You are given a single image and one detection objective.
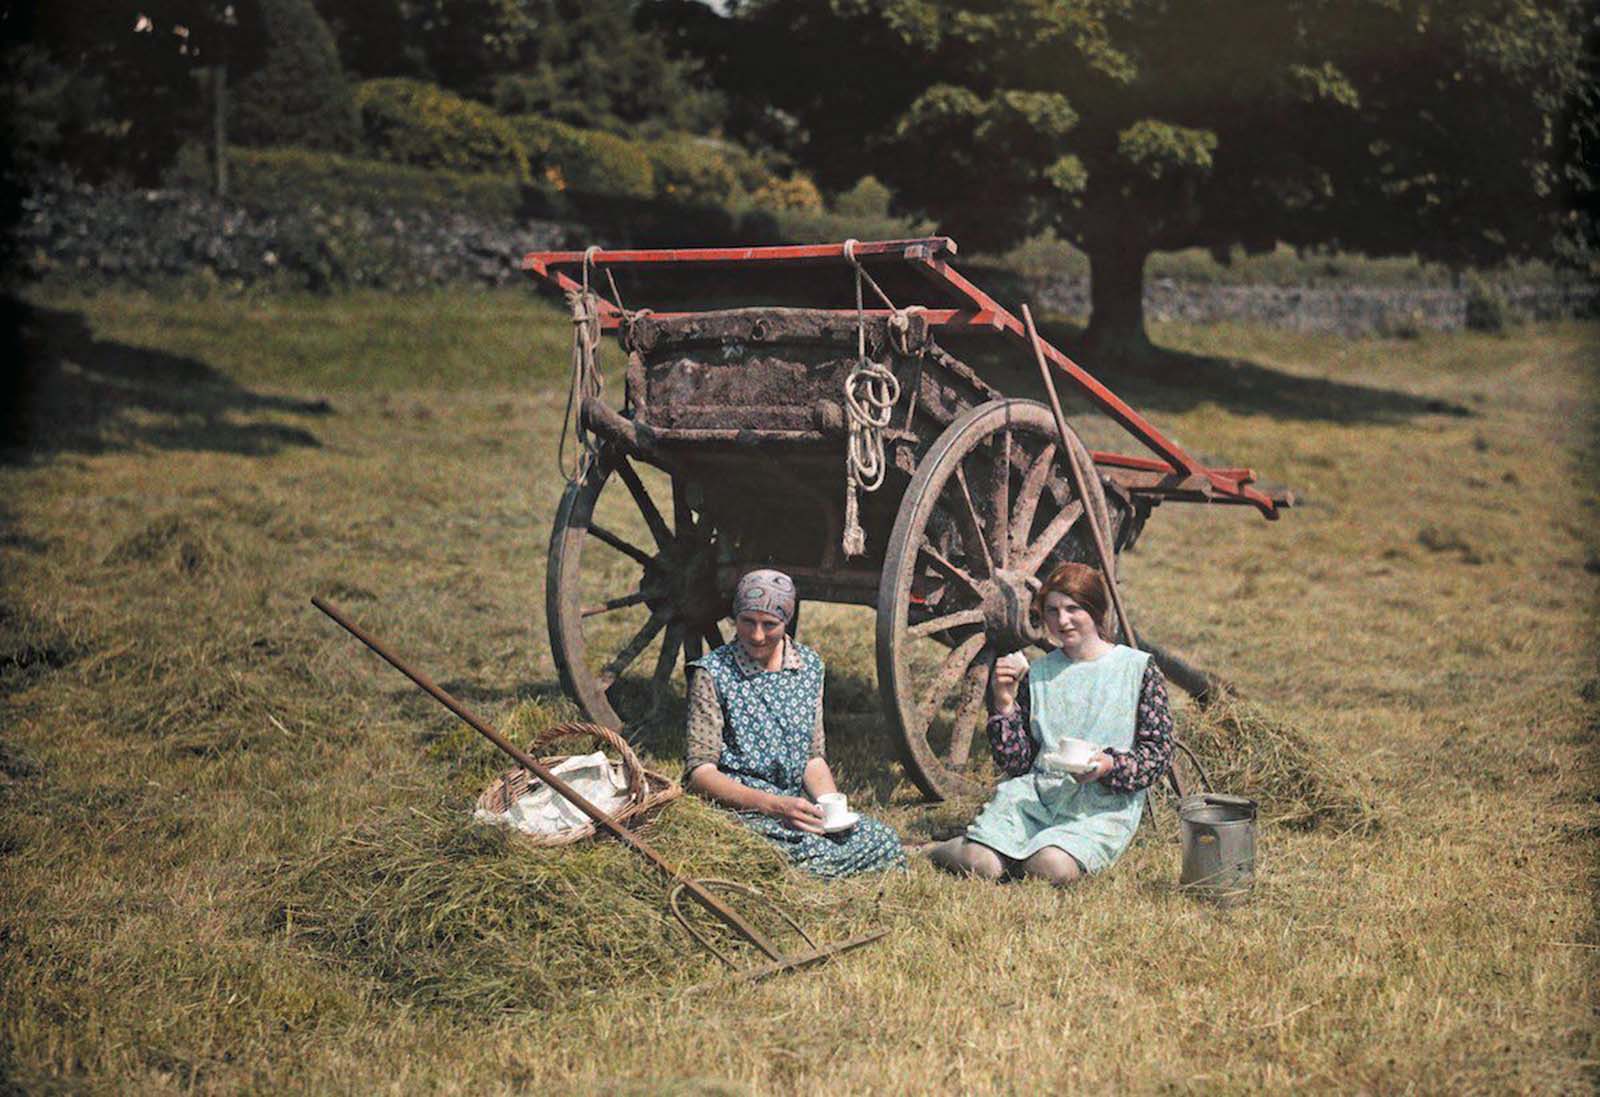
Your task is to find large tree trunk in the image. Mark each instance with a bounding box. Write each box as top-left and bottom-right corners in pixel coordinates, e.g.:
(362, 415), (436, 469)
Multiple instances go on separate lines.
(1080, 237), (1152, 361)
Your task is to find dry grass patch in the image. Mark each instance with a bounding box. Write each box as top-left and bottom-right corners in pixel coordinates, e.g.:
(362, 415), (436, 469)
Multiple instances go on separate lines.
(1, 289), (1595, 1092)
(270, 784), (886, 1017)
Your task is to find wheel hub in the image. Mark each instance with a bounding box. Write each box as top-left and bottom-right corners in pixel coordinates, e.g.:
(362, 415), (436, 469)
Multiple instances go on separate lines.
(645, 536), (723, 629)
(981, 568), (1041, 654)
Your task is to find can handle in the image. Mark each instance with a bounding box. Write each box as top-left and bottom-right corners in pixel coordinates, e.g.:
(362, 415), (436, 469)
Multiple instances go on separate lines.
(1200, 793), (1257, 817)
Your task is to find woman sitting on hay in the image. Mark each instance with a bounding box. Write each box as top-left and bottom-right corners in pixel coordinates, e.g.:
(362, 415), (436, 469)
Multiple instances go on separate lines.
(684, 569), (905, 878)
(930, 562), (1174, 886)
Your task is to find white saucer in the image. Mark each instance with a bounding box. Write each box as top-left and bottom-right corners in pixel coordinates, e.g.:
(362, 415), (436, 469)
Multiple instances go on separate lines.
(821, 812), (859, 834)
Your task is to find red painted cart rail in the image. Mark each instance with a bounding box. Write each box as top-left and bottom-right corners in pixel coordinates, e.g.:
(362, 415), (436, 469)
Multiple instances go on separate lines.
(524, 237), (1289, 518)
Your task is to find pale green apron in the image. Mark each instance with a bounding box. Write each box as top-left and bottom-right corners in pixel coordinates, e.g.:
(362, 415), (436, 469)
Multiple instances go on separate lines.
(965, 644), (1149, 873)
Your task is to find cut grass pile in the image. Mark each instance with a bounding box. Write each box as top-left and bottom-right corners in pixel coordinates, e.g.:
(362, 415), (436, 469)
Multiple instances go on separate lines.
(1176, 697), (1378, 832)
(270, 776), (881, 1017)
(1, 286), (1595, 1091)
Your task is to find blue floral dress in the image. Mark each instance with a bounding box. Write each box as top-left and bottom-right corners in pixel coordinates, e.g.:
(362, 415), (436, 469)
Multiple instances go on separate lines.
(689, 641), (905, 878)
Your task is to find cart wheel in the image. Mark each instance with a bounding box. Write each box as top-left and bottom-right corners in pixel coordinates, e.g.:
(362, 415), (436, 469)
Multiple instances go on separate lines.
(547, 449), (728, 740)
(877, 399), (1128, 801)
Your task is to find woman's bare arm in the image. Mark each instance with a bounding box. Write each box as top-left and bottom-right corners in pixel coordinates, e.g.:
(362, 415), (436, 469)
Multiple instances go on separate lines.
(687, 764), (825, 833)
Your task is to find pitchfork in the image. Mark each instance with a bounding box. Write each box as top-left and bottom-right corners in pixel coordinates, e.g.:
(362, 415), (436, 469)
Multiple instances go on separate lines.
(312, 597), (887, 982)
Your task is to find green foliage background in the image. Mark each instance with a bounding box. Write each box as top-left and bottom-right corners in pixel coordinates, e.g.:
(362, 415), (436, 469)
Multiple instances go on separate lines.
(230, 0), (358, 152)
(355, 77), (531, 182)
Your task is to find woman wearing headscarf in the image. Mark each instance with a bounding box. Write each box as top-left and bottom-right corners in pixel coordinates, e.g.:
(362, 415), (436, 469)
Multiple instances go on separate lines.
(684, 569), (905, 877)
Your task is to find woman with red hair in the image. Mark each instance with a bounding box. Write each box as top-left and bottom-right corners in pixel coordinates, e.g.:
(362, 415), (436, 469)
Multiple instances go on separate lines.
(929, 562), (1174, 885)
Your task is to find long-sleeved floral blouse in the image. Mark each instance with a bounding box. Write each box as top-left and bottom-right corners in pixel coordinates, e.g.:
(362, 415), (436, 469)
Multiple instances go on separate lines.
(985, 659), (1174, 793)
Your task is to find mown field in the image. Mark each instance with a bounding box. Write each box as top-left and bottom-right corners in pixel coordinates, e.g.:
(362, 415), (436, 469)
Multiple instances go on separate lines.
(2, 285), (1596, 1093)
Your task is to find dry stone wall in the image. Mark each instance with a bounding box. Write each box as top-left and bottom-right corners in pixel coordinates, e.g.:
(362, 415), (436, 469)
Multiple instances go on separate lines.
(10, 181), (1596, 333)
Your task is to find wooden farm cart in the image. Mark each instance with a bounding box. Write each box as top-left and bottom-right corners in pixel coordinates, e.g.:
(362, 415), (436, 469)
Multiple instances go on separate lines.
(523, 237), (1291, 801)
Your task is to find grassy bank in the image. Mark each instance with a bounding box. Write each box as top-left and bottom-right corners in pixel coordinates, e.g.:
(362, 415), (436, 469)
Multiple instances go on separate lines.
(2, 286), (1596, 1092)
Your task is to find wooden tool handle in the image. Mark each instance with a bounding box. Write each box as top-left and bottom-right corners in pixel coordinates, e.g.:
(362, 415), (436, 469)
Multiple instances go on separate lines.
(310, 596), (786, 961)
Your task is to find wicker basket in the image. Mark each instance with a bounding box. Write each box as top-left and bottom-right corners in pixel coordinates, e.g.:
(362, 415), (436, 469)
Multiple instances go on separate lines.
(474, 721), (681, 847)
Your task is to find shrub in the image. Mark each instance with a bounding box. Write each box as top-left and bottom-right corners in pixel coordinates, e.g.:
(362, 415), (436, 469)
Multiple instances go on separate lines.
(510, 115), (654, 199)
(354, 79), (529, 181)
(1463, 273), (1509, 333)
(1374, 305), (1426, 340)
(644, 137), (740, 207)
(833, 175), (893, 219)
(759, 206), (929, 247)
(699, 138), (773, 194)
(167, 145), (523, 222)
(230, 0), (358, 152)
(750, 173), (824, 213)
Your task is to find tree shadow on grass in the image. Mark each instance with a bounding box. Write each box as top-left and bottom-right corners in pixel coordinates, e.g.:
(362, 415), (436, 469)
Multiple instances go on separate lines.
(0, 295), (332, 464)
(945, 316), (1472, 425)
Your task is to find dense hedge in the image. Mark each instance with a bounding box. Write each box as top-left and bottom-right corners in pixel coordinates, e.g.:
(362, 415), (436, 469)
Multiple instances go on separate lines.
(644, 137), (741, 208)
(167, 146), (523, 222)
(230, 0), (359, 152)
(355, 79), (530, 181)
(512, 116), (655, 200)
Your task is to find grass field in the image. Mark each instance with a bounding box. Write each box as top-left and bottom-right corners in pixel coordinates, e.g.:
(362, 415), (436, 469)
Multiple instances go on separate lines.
(2, 286), (1596, 1093)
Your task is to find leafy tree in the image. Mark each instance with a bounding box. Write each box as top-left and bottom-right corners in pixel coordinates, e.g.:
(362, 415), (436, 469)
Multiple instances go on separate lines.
(231, 0), (358, 151)
(313, 0), (725, 135)
(11, 0), (266, 185)
(309, 0), (431, 84)
(698, 0), (1593, 355)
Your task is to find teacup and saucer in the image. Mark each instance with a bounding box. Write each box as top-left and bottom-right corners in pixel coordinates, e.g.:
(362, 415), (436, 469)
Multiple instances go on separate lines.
(817, 792), (858, 834)
(1040, 736), (1101, 775)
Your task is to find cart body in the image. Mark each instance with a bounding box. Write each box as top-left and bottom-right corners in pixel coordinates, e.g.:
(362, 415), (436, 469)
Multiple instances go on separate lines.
(526, 237), (1290, 799)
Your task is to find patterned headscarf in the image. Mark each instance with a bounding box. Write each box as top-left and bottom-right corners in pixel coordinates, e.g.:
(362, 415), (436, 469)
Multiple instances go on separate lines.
(733, 568), (796, 626)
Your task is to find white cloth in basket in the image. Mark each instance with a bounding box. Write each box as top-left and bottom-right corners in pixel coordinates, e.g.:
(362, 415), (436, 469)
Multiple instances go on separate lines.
(474, 751), (629, 836)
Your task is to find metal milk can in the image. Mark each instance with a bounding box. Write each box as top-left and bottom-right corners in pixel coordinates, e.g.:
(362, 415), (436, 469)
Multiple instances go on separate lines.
(1178, 793), (1257, 900)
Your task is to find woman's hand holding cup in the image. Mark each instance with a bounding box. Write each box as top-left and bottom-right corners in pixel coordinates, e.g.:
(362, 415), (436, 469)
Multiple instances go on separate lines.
(1073, 752), (1114, 784)
(767, 794), (825, 834)
(991, 651), (1030, 713)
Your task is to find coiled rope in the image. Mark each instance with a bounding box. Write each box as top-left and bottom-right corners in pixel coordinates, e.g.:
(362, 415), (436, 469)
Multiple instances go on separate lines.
(841, 239), (909, 557)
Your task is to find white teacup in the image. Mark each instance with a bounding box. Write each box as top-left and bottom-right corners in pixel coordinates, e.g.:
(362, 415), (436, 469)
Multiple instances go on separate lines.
(1056, 737), (1099, 767)
(816, 792), (849, 827)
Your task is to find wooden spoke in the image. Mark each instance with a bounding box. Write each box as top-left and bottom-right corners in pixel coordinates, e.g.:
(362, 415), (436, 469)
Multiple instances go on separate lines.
(950, 465), (995, 579)
(907, 607), (986, 639)
(613, 458), (674, 550)
(651, 624), (682, 684)
(581, 590), (650, 618)
(703, 621), (725, 650)
(598, 612), (666, 689)
(988, 430), (1010, 568)
(918, 540), (984, 598)
(914, 631), (988, 739)
(1016, 500), (1085, 578)
(589, 523), (655, 568)
(648, 624), (682, 711)
(946, 648), (994, 768)
(549, 459), (726, 741)
(876, 399), (1122, 801)
(1010, 442), (1057, 551)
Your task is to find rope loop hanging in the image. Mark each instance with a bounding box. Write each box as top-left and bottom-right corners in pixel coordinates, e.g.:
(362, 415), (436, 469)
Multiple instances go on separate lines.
(558, 246), (607, 485)
(841, 239), (903, 557)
